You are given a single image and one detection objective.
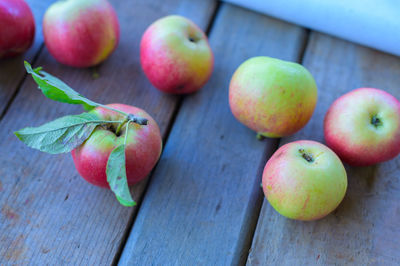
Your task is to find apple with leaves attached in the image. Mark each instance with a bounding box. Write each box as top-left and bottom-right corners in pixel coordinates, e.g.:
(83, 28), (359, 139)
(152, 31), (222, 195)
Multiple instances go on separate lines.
(43, 0), (120, 67)
(0, 0), (35, 58)
(262, 140), (347, 221)
(324, 88), (400, 166)
(140, 15), (214, 94)
(72, 103), (162, 189)
(15, 62), (162, 206)
(229, 56), (317, 138)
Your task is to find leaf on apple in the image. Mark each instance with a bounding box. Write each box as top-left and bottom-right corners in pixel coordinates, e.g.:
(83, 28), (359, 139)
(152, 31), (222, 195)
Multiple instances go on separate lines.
(14, 112), (112, 154)
(20, 62), (142, 207)
(24, 61), (98, 111)
(106, 144), (136, 207)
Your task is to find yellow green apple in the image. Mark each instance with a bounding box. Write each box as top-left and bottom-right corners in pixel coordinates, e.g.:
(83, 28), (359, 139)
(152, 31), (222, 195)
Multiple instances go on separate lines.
(262, 140), (347, 221)
(229, 56), (317, 138)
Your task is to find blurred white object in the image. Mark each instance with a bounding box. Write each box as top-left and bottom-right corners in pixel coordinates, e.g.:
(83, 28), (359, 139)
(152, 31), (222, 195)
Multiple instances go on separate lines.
(223, 0), (400, 57)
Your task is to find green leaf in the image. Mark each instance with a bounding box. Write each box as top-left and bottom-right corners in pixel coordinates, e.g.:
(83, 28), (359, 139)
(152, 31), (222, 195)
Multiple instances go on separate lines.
(24, 61), (98, 110)
(15, 112), (108, 154)
(106, 144), (136, 207)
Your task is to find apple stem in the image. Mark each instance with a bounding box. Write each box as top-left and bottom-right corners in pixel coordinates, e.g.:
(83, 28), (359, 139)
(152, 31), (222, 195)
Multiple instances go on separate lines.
(115, 118), (128, 136)
(98, 104), (148, 133)
(98, 105), (148, 125)
(256, 133), (265, 140)
(371, 115), (382, 128)
(299, 148), (314, 163)
(128, 114), (148, 125)
(302, 153), (314, 163)
(115, 114), (148, 136)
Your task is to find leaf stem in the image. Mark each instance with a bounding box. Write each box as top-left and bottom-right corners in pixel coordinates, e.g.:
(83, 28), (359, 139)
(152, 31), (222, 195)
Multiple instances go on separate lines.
(124, 121), (131, 145)
(98, 104), (129, 116)
(98, 105), (148, 126)
(17, 119), (125, 134)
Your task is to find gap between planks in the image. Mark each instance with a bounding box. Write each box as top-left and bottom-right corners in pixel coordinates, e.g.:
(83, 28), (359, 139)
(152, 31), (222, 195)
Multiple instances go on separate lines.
(0, 0), (56, 120)
(242, 28), (311, 265)
(117, 4), (307, 265)
(247, 32), (400, 265)
(0, 0), (218, 265)
(111, 3), (223, 264)
(0, 44), (44, 121)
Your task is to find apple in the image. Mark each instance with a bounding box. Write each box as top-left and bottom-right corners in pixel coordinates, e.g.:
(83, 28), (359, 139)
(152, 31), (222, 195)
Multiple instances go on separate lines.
(140, 15), (214, 94)
(71, 104), (162, 188)
(262, 140), (347, 221)
(229, 56), (317, 138)
(324, 88), (400, 166)
(43, 0), (120, 67)
(0, 0), (35, 58)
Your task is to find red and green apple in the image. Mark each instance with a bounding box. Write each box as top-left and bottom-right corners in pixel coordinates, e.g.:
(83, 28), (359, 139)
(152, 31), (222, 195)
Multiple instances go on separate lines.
(43, 0), (120, 67)
(229, 56), (317, 138)
(140, 15), (214, 94)
(72, 104), (162, 188)
(262, 140), (347, 221)
(324, 88), (400, 166)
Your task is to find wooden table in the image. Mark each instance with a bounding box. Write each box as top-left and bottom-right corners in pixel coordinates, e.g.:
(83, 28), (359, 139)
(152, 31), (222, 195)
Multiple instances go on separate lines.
(1, 1), (399, 265)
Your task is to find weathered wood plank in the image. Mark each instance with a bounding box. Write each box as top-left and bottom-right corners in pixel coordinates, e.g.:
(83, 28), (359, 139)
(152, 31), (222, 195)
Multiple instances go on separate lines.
(119, 4), (306, 265)
(248, 33), (400, 265)
(0, 0), (54, 117)
(0, 0), (216, 265)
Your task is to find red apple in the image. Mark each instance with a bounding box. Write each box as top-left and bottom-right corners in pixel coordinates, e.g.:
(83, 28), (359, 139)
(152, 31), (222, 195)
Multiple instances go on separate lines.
(324, 88), (400, 166)
(43, 0), (120, 67)
(0, 0), (35, 58)
(262, 140), (347, 221)
(71, 104), (162, 188)
(140, 15), (214, 94)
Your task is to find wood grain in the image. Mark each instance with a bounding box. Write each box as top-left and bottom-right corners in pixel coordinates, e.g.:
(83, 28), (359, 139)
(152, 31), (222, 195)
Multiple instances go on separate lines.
(0, 0), (216, 265)
(248, 33), (400, 265)
(119, 4), (306, 265)
(0, 0), (55, 117)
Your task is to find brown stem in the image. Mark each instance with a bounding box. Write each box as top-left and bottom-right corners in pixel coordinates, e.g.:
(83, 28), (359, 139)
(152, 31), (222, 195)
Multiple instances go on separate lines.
(128, 114), (148, 125)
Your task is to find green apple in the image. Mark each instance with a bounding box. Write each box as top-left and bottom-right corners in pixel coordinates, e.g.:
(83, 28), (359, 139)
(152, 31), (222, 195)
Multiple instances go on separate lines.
(229, 56), (317, 137)
(262, 140), (347, 221)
